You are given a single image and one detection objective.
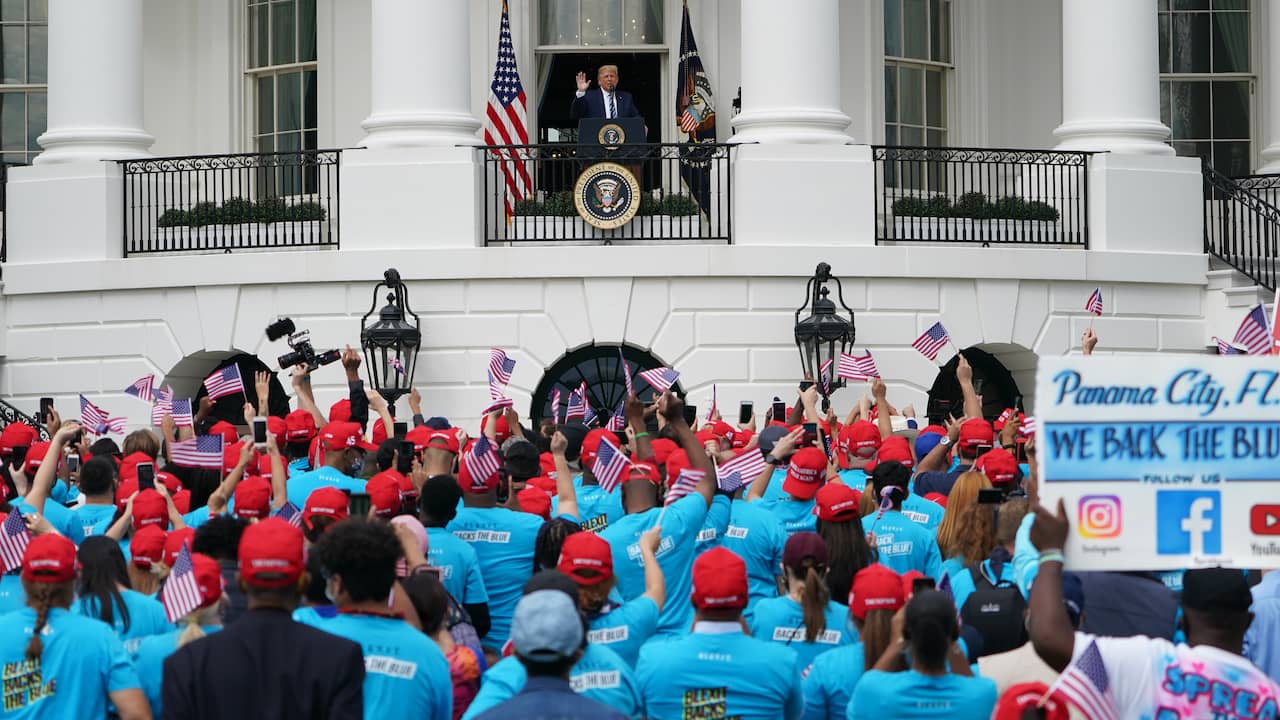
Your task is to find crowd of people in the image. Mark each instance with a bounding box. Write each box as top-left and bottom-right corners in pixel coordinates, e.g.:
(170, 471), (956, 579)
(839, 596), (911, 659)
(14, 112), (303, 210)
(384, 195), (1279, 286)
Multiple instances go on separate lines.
(0, 330), (1277, 719)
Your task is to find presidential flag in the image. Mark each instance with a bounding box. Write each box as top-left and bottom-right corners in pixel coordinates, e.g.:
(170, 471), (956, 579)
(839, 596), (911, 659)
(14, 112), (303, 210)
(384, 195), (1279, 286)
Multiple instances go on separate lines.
(665, 469), (704, 507)
(203, 364), (245, 400)
(838, 351), (880, 381)
(591, 435), (631, 493)
(911, 322), (951, 362)
(170, 435), (224, 469)
(0, 509), (30, 573)
(483, 0), (530, 219)
(162, 543), (203, 623)
(566, 384), (587, 422)
(638, 367), (680, 393)
(1233, 304), (1271, 356)
(1046, 639), (1118, 720)
(80, 395), (125, 434)
(676, 0), (717, 216)
(124, 375), (155, 403)
(1085, 287), (1104, 316)
(715, 448), (767, 493)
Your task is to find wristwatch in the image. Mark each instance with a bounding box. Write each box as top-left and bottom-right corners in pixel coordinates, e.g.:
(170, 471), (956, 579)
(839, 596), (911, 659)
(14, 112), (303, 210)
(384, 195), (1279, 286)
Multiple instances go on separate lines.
(764, 453), (780, 466)
(938, 436), (952, 447)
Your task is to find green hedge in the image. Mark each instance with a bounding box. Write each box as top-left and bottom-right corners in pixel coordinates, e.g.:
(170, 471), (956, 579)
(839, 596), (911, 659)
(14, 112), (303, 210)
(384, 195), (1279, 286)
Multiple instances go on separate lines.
(514, 192), (699, 217)
(156, 197), (327, 227)
(892, 192), (1059, 222)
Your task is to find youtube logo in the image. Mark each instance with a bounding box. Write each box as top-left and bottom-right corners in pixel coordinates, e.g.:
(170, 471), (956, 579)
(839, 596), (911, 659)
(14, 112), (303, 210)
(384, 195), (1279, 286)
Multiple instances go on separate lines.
(1252, 504), (1280, 536)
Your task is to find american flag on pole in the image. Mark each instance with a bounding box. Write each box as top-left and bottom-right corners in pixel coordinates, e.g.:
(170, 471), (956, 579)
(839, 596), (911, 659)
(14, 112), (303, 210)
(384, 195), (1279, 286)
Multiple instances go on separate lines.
(170, 399), (194, 428)
(483, 0), (530, 219)
(124, 374), (155, 403)
(1085, 287), (1104, 316)
(162, 543), (204, 623)
(715, 448), (768, 493)
(482, 397), (514, 415)
(591, 435), (631, 493)
(638, 367), (680, 393)
(819, 360), (833, 395)
(619, 348), (633, 397)
(550, 388), (563, 424)
(582, 405), (598, 427)
(274, 501), (303, 528)
(488, 348), (516, 400)
(1233, 304), (1271, 356)
(80, 395), (125, 434)
(665, 469), (705, 506)
(838, 351), (880, 381)
(1045, 639), (1119, 720)
(0, 509), (30, 573)
(566, 384), (587, 422)
(606, 402), (626, 432)
(465, 435), (502, 486)
(911, 322), (951, 362)
(203, 364), (245, 400)
(1214, 337), (1245, 355)
(170, 435), (225, 469)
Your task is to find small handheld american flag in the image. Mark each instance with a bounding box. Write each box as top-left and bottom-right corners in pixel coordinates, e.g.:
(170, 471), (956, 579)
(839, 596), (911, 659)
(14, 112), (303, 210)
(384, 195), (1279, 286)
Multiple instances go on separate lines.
(582, 405), (598, 427)
(715, 449), (768, 493)
(1233, 304), (1271, 356)
(818, 360), (833, 395)
(1085, 287), (1104, 317)
(619, 348), (634, 397)
(1213, 337), (1245, 355)
(638, 367), (680, 393)
(550, 388), (563, 424)
(665, 469), (704, 506)
(203, 364), (245, 401)
(591, 435), (631, 493)
(566, 384), (587, 422)
(0, 509), (30, 573)
(170, 435), (225, 469)
(169, 399), (194, 428)
(837, 351), (880, 381)
(162, 543), (203, 623)
(80, 395), (125, 434)
(911, 322), (951, 362)
(466, 435), (502, 488)
(1019, 416), (1037, 437)
(483, 397), (514, 415)
(1045, 639), (1118, 720)
(124, 374), (155, 403)
(606, 403), (626, 432)
(274, 501), (303, 528)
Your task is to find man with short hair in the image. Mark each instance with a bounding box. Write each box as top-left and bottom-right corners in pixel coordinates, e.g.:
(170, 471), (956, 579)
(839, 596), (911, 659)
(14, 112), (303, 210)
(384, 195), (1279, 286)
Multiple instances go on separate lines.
(418, 474), (491, 639)
(163, 518), (366, 718)
(570, 65), (642, 121)
(72, 456), (122, 537)
(285, 421), (374, 507)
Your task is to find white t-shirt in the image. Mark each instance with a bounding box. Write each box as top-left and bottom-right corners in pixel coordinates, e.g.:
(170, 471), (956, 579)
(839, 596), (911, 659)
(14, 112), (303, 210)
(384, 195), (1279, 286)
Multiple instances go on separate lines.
(1074, 631), (1280, 719)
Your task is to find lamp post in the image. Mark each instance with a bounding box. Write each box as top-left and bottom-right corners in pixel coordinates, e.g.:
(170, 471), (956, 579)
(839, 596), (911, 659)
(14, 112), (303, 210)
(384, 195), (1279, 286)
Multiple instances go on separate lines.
(360, 268), (421, 414)
(793, 262), (856, 401)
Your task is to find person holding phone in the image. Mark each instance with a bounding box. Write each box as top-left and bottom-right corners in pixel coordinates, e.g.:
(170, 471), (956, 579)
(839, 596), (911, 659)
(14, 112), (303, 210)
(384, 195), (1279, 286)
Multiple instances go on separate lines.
(18, 423), (87, 545)
(285, 421), (375, 509)
(746, 386), (830, 536)
(860, 461), (944, 583)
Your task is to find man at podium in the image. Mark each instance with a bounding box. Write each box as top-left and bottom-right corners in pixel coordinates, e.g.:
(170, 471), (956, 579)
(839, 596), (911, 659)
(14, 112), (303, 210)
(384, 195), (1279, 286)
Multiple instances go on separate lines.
(570, 65), (643, 123)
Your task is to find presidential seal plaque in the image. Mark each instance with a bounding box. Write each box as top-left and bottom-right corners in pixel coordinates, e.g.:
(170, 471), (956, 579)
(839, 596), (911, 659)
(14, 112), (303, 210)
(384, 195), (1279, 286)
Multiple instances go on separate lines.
(574, 162), (641, 230)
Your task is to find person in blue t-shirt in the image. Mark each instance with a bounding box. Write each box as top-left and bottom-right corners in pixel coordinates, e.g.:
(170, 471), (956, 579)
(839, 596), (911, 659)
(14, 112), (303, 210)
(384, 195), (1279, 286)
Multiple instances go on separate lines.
(300, 517), (452, 720)
(132, 551), (226, 717)
(747, 442), (828, 536)
(848, 589), (997, 720)
(0, 532), (149, 719)
(812, 482), (877, 608)
(418, 474), (492, 638)
(70, 456), (121, 538)
(861, 461), (944, 581)
(15, 423), (86, 545)
(285, 420), (374, 507)
(597, 393), (717, 636)
(719, 490), (788, 608)
(747, 532), (854, 672)
(637, 546), (803, 720)
(72, 536), (172, 654)
(557, 526), (663, 667)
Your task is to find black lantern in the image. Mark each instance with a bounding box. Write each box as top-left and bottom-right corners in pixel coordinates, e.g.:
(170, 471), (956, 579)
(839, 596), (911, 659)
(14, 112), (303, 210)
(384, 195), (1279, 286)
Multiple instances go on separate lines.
(794, 262), (856, 399)
(360, 268), (421, 411)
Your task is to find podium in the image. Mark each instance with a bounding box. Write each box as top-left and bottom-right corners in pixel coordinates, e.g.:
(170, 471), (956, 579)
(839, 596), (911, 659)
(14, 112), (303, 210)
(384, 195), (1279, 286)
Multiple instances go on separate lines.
(576, 117), (647, 163)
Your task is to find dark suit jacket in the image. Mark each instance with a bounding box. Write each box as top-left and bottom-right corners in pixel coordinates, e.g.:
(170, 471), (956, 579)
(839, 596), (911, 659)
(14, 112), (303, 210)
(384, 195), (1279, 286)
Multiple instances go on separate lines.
(162, 607), (365, 720)
(570, 88), (642, 121)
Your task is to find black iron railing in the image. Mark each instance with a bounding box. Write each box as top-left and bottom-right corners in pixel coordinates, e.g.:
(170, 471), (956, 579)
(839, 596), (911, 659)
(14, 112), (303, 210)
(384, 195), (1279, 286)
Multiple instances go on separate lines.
(479, 143), (732, 245)
(872, 146), (1092, 246)
(1204, 162), (1280, 292)
(0, 398), (48, 440)
(119, 150), (341, 256)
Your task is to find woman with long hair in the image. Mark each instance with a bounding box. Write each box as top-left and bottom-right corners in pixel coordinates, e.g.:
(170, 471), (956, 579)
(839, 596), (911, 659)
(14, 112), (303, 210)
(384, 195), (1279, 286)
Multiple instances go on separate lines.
(132, 551), (225, 717)
(0, 531), (150, 718)
(73, 536), (170, 653)
(401, 571), (485, 720)
(802, 564), (906, 720)
(813, 483), (877, 604)
(935, 471), (996, 575)
(748, 532), (855, 671)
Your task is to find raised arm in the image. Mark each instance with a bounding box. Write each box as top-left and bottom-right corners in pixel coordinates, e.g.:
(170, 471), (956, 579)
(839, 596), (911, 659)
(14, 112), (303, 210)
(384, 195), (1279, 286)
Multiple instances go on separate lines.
(292, 365), (327, 428)
(1082, 328), (1098, 356)
(747, 428), (801, 502)
(872, 379), (893, 440)
(254, 370), (272, 417)
(638, 525), (666, 612)
(550, 431), (579, 521)
(915, 416), (960, 473)
(365, 388), (395, 444)
(1027, 499), (1076, 672)
(658, 392), (715, 506)
(265, 432), (287, 510)
(27, 422), (79, 516)
(342, 346), (370, 429)
(957, 354), (982, 420)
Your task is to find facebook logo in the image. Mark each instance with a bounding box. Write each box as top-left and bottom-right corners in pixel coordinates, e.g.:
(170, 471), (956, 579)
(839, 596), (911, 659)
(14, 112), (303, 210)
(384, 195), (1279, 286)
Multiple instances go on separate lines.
(1155, 490), (1222, 556)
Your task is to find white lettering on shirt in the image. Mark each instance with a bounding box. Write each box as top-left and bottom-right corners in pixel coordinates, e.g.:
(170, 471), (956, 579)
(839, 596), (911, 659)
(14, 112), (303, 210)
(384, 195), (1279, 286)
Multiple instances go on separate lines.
(770, 627), (842, 644)
(626, 535), (675, 562)
(587, 625), (630, 644)
(902, 511), (929, 524)
(725, 526), (748, 539)
(365, 655), (417, 679)
(696, 528), (716, 543)
(696, 652), (733, 662)
(874, 533), (914, 556)
(570, 671), (620, 691)
(453, 530), (511, 544)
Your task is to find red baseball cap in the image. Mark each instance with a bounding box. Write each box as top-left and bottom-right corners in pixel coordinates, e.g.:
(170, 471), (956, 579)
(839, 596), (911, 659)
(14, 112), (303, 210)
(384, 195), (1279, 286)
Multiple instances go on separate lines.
(812, 483), (862, 522)
(163, 528), (196, 567)
(21, 532), (77, 583)
(329, 399), (352, 423)
(366, 472), (403, 518)
(782, 447), (827, 500)
(557, 531), (614, 585)
(284, 409), (318, 442)
(580, 429), (614, 469)
(172, 488), (191, 516)
(992, 408), (1026, 433)
(130, 525), (168, 569)
(154, 471), (182, 494)
(266, 415), (287, 446)
(517, 486), (551, 520)
(458, 451), (500, 493)
(223, 442), (259, 473)
(900, 570), (927, 599)
(371, 419), (388, 447)
(538, 452), (556, 476)
(23, 441), (51, 475)
(695, 429), (720, 450)
(480, 414), (511, 444)
(992, 683), (1071, 720)
(627, 461), (660, 486)
(116, 472), (182, 510)
(848, 563), (905, 621)
(119, 452), (157, 481)
(208, 421), (239, 446)
(692, 547), (748, 611)
(318, 421), (377, 452)
(958, 418), (995, 453)
(132, 489), (168, 530)
(865, 435), (915, 474)
(0, 423), (36, 454)
(238, 518), (305, 588)
(426, 429), (460, 455)
(528, 474), (557, 495)
(976, 447), (1020, 487)
(189, 553), (226, 610)
(649, 438), (678, 466)
(406, 426), (432, 453)
(840, 421), (882, 460)
(233, 476), (273, 519)
(730, 428), (754, 450)
(302, 486), (350, 531)
(664, 449), (691, 487)
(924, 491), (948, 508)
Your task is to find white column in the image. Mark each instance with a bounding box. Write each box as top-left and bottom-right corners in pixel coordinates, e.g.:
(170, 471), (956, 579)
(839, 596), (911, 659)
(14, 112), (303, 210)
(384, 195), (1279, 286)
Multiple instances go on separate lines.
(35, 0), (152, 164)
(1257, 3), (1280, 172)
(361, 0), (481, 148)
(1054, 0), (1171, 155)
(731, 0), (851, 144)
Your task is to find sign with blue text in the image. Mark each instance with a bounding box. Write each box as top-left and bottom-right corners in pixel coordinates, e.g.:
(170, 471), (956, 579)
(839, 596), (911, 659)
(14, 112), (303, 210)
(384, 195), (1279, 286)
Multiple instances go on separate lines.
(1036, 355), (1280, 570)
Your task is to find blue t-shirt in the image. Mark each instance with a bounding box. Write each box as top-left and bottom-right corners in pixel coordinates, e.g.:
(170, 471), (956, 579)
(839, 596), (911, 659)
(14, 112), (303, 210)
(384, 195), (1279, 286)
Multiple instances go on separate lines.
(599, 493), (710, 636)
(461, 642), (642, 720)
(848, 669), (997, 719)
(447, 506), (544, 648)
(900, 494), (944, 532)
(636, 627), (803, 720)
(861, 510), (944, 580)
(72, 503), (118, 539)
(719, 500), (787, 609)
(131, 625), (222, 717)
(295, 612), (452, 720)
(73, 588), (172, 653)
(0, 574), (25, 614)
(181, 506), (217, 529)
(695, 495), (732, 554)
(49, 481), (79, 506)
(587, 596), (660, 668)
(284, 465), (366, 508)
(751, 495), (818, 536)
(802, 642), (866, 720)
(747, 467), (790, 502)
(746, 596), (855, 672)
(15, 499), (83, 546)
(425, 527), (489, 606)
(0, 607), (141, 719)
(550, 475), (624, 532)
(948, 558), (1017, 613)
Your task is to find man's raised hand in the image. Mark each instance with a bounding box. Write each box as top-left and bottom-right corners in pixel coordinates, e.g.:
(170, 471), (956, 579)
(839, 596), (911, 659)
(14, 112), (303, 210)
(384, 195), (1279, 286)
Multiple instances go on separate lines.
(575, 71), (590, 93)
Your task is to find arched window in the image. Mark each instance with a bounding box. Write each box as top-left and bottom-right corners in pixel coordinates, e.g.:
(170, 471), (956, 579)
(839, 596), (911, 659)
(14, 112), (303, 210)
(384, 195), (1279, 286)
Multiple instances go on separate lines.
(531, 343), (682, 423)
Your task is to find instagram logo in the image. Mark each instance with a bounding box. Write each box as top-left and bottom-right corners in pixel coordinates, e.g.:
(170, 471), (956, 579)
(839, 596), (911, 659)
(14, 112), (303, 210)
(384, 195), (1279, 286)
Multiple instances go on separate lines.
(1078, 495), (1123, 538)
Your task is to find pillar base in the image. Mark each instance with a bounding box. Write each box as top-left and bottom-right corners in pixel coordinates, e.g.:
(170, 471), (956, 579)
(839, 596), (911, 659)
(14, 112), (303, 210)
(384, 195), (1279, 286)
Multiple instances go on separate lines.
(732, 144), (874, 245)
(1053, 118), (1173, 156)
(341, 147), (480, 248)
(5, 162), (124, 262)
(731, 108), (854, 145)
(1257, 145), (1280, 174)
(1087, 153), (1202, 253)
(34, 127), (154, 164)
(360, 111), (482, 149)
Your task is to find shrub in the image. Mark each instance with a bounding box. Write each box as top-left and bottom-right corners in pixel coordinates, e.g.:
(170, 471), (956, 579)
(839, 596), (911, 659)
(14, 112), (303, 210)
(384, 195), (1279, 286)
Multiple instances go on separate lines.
(925, 195), (953, 217)
(661, 194), (700, 216)
(187, 202), (220, 227)
(952, 192), (993, 219)
(219, 197), (257, 224)
(892, 196), (928, 217)
(286, 202), (326, 222)
(255, 197), (288, 224)
(992, 196), (1028, 219)
(1025, 201), (1060, 222)
(637, 194), (660, 216)
(157, 208), (189, 227)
